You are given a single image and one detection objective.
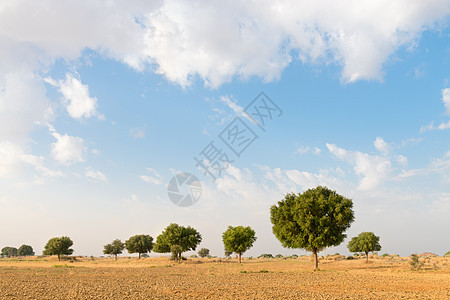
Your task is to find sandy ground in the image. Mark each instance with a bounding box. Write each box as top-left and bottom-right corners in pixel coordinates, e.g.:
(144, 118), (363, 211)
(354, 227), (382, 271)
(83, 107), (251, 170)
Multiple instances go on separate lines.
(0, 255), (449, 299)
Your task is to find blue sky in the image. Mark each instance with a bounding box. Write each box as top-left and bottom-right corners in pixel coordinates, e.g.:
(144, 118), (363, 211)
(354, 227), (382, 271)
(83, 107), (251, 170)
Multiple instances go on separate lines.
(0, 1), (449, 258)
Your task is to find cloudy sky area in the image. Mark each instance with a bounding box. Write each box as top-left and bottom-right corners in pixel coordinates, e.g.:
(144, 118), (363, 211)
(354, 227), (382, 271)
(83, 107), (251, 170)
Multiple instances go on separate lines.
(1, 0), (449, 257)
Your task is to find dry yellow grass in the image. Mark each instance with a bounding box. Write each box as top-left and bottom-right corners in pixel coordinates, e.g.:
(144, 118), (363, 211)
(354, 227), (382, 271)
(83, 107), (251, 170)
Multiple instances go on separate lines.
(0, 256), (449, 299)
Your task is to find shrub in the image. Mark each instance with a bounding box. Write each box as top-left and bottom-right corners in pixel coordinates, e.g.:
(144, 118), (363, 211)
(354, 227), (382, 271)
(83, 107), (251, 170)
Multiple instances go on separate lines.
(444, 251), (450, 257)
(410, 254), (424, 270)
(346, 256), (354, 260)
(190, 254), (198, 258)
(198, 248), (210, 258)
(381, 253), (390, 257)
(258, 254), (273, 259)
(274, 254), (284, 259)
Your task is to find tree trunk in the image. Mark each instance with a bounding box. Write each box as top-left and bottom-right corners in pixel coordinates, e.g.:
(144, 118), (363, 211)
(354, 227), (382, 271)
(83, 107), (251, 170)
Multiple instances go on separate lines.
(138, 253), (141, 259)
(313, 249), (318, 271)
(365, 251), (369, 263)
(115, 254), (117, 261)
(238, 252), (242, 264)
(178, 252), (182, 263)
(58, 254), (61, 261)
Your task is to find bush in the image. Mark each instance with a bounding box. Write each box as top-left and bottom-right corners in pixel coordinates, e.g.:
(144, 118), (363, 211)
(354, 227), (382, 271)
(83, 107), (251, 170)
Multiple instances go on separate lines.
(346, 256), (354, 260)
(285, 254), (298, 259)
(444, 251), (450, 257)
(274, 254), (284, 259)
(381, 253), (390, 257)
(258, 254), (273, 259)
(190, 254), (198, 258)
(410, 254), (424, 270)
(198, 248), (210, 258)
(334, 253), (340, 256)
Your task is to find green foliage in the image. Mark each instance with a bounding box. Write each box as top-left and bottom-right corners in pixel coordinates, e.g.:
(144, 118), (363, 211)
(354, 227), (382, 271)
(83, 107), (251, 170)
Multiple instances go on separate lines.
(222, 225), (257, 263)
(347, 232), (381, 263)
(1, 247), (18, 257)
(125, 235), (153, 259)
(285, 254), (298, 259)
(410, 254), (424, 270)
(170, 245), (183, 262)
(103, 239), (125, 260)
(258, 253), (273, 259)
(17, 245), (34, 256)
(43, 236), (74, 261)
(224, 250), (232, 258)
(270, 186), (354, 270)
(153, 223), (202, 258)
(444, 251), (450, 257)
(198, 248), (210, 258)
(274, 254), (284, 259)
(381, 253), (390, 257)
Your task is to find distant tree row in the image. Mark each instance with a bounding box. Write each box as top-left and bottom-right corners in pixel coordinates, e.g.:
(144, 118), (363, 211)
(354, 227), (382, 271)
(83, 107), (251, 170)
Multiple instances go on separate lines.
(1, 245), (34, 257)
(4, 186), (391, 270)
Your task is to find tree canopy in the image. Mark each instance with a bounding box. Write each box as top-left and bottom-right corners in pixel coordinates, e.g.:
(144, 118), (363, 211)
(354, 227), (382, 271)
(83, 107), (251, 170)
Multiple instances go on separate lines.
(1, 246), (18, 257)
(18, 244), (34, 256)
(347, 232), (381, 263)
(103, 239), (125, 260)
(125, 235), (153, 259)
(222, 225), (257, 263)
(43, 236), (74, 261)
(153, 223), (202, 261)
(198, 248), (210, 258)
(270, 186), (354, 270)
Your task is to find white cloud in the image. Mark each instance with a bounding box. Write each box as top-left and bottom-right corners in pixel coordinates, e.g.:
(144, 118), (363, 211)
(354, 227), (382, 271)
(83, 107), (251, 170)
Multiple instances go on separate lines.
(0, 141), (62, 179)
(50, 127), (86, 165)
(140, 167), (163, 185)
(46, 73), (99, 119)
(296, 146), (321, 155)
(326, 142), (392, 191)
(442, 88), (450, 114)
(85, 167), (107, 182)
(374, 137), (390, 154)
(130, 127), (146, 139)
(0, 72), (54, 141)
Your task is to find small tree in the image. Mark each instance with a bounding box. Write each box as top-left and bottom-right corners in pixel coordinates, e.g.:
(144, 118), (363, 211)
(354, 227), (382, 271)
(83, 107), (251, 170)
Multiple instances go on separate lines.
(224, 250), (232, 258)
(103, 239), (125, 260)
(125, 235), (153, 259)
(43, 236), (74, 261)
(347, 232), (381, 263)
(17, 245), (34, 256)
(270, 186), (354, 270)
(1, 247), (18, 257)
(222, 226), (257, 263)
(198, 248), (210, 258)
(153, 223), (202, 261)
(410, 254), (424, 270)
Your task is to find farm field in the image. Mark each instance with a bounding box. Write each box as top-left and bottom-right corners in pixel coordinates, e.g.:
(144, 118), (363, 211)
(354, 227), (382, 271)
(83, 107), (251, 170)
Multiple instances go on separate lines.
(0, 255), (449, 299)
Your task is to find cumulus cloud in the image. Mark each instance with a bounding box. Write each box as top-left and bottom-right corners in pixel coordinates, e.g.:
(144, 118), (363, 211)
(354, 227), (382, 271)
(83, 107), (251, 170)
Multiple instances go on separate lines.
(140, 168), (163, 185)
(0, 72), (54, 141)
(442, 88), (450, 114)
(0, 141), (62, 178)
(130, 127), (146, 139)
(326, 143), (392, 191)
(46, 73), (100, 120)
(374, 137), (390, 154)
(85, 167), (107, 182)
(49, 127), (86, 165)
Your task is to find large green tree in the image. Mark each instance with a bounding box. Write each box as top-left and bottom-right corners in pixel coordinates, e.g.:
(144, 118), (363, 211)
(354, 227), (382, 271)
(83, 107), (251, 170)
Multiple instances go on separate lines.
(103, 239), (125, 260)
(18, 244), (34, 256)
(125, 235), (153, 259)
(1, 246), (18, 257)
(222, 226), (257, 263)
(153, 223), (202, 261)
(347, 232), (381, 263)
(43, 236), (74, 261)
(270, 186), (354, 270)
